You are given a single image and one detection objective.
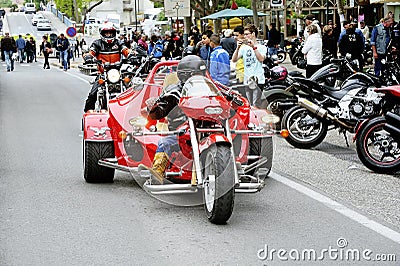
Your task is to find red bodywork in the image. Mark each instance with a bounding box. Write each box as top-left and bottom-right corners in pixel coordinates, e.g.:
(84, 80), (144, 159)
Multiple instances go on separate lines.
(353, 85), (400, 140)
(83, 61), (271, 181)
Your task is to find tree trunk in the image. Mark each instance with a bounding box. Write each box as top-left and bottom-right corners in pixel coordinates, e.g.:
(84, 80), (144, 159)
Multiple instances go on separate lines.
(73, 0), (79, 22)
(336, 0), (345, 30)
(251, 0), (259, 28)
(294, 0), (302, 37)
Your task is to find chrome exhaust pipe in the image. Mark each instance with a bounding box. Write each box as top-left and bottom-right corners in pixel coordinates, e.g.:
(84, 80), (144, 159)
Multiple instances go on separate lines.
(297, 98), (352, 129)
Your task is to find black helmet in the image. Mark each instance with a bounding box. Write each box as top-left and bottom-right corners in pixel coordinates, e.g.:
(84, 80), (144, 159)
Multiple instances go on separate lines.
(177, 55), (207, 83)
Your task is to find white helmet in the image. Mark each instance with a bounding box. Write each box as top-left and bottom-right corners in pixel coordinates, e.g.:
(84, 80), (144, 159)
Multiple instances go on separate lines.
(99, 22), (117, 44)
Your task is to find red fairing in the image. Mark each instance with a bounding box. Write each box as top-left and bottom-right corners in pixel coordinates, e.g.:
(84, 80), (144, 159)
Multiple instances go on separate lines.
(180, 96), (231, 122)
(375, 85), (400, 98)
(83, 112), (112, 141)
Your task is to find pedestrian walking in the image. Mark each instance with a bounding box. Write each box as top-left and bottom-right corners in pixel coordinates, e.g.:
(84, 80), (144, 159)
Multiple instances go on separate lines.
(15, 35), (26, 63)
(40, 35), (52, 69)
(0, 32), (16, 71)
(56, 33), (70, 71)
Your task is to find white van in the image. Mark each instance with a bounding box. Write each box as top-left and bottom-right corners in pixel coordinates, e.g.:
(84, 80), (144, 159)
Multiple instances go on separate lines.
(25, 3), (36, 14)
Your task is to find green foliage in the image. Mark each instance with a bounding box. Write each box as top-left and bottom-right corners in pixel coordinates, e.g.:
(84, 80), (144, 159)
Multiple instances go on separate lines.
(52, 0), (90, 20)
(0, 0), (12, 8)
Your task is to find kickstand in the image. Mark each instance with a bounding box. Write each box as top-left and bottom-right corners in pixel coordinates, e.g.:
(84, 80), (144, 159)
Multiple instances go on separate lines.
(342, 131), (349, 147)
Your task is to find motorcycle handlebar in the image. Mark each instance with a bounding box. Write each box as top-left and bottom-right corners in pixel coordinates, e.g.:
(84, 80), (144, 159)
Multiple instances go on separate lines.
(214, 81), (244, 106)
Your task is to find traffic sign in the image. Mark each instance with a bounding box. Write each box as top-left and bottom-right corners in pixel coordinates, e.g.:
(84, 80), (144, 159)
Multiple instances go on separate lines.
(66, 27), (77, 37)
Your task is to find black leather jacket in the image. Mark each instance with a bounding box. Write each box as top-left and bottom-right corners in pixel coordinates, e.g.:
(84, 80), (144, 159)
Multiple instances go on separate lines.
(149, 83), (187, 131)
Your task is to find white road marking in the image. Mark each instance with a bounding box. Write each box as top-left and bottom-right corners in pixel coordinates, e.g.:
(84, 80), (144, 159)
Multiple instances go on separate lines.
(64, 71), (91, 84)
(270, 171), (400, 244)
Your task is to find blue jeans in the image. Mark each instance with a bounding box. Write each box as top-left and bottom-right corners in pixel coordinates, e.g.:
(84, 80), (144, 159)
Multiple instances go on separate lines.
(18, 48), (24, 62)
(268, 47), (278, 57)
(4, 51), (14, 71)
(60, 50), (69, 70)
(156, 135), (180, 157)
(374, 54), (386, 76)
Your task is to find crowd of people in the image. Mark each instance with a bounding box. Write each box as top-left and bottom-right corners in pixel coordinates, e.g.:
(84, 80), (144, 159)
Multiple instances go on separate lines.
(301, 12), (399, 78)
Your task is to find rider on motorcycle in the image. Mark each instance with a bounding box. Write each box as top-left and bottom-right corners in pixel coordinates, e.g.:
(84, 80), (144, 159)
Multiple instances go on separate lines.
(138, 55), (207, 184)
(83, 22), (133, 112)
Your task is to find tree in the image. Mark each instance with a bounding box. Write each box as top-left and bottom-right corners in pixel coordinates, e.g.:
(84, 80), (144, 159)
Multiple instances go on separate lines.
(336, 0), (345, 30)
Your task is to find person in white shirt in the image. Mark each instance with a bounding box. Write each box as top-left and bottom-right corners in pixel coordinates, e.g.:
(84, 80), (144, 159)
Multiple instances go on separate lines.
(359, 20), (370, 40)
(302, 24), (323, 78)
(232, 24), (268, 107)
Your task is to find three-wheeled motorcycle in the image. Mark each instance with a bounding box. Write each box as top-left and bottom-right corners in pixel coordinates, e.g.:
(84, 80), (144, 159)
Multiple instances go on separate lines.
(82, 61), (276, 224)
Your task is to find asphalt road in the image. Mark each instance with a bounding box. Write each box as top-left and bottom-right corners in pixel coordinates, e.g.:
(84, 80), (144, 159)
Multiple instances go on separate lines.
(0, 12), (399, 266)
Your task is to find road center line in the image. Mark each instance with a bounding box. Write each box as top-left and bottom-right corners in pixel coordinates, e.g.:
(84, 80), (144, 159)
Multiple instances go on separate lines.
(270, 171), (400, 244)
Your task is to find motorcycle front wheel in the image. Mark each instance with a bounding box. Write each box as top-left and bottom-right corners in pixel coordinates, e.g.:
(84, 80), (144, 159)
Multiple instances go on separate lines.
(202, 144), (235, 224)
(356, 117), (400, 174)
(277, 51), (286, 63)
(281, 106), (328, 149)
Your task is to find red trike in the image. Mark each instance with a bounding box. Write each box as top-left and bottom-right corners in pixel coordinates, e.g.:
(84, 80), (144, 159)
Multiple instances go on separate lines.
(82, 60), (276, 224)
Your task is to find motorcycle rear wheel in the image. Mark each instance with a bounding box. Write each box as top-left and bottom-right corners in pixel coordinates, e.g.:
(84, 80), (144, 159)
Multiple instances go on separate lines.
(202, 144), (235, 224)
(281, 106), (328, 149)
(83, 141), (115, 183)
(356, 117), (400, 174)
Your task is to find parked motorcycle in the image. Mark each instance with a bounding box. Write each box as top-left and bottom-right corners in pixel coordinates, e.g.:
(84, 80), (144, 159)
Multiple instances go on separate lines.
(280, 72), (384, 149)
(287, 37), (303, 65)
(263, 55), (360, 127)
(82, 61), (276, 224)
(354, 85), (400, 174)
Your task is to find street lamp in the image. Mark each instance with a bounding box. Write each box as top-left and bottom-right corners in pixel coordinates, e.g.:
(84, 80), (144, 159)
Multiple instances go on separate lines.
(173, 2), (180, 32)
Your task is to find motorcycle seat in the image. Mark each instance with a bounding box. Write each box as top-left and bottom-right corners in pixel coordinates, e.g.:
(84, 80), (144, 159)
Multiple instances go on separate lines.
(322, 86), (348, 100)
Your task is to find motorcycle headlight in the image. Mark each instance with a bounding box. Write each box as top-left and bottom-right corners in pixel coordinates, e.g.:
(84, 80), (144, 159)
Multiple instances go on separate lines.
(107, 69), (120, 83)
(205, 107), (223, 115)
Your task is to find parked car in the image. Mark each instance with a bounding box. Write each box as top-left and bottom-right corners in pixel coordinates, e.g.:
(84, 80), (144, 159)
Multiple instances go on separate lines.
(31, 14), (44, 26)
(36, 19), (51, 31)
(24, 3), (36, 14)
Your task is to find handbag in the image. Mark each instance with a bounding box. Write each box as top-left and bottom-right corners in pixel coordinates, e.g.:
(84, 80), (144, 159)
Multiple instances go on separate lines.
(46, 47), (53, 54)
(297, 58), (307, 69)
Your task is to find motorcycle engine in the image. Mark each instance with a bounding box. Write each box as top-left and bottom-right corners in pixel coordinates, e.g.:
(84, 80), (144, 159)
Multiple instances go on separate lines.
(337, 88), (381, 120)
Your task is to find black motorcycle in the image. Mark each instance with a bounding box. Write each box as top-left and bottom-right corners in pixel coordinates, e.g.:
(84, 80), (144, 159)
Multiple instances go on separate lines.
(263, 55), (360, 127)
(281, 72), (384, 149)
